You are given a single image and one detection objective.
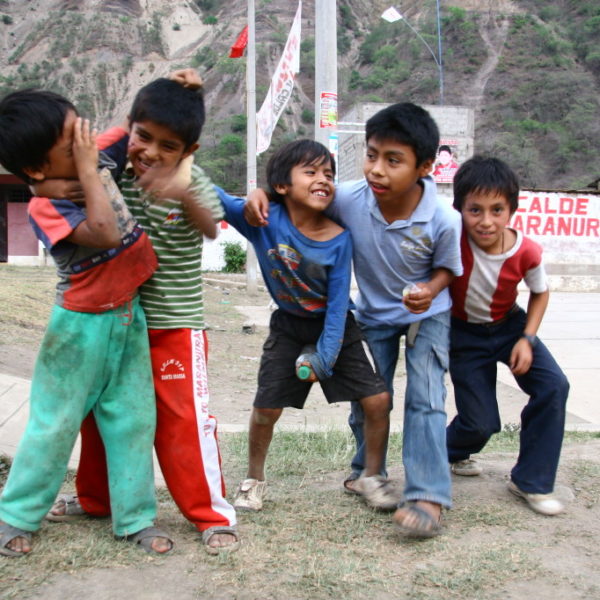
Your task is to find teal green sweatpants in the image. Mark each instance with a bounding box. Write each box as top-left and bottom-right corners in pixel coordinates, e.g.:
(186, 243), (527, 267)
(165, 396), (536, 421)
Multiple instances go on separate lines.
(0, 297), (157, 537)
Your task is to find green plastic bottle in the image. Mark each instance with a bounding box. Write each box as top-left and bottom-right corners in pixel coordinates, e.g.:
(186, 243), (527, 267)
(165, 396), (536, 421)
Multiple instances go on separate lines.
(295, 345), (316, 380)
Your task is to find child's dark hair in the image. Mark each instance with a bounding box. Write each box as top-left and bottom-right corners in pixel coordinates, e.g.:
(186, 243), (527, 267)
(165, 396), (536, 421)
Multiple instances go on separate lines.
(0, 88), (77, 183)
(266, 139), (336, 203)
(129, 78), (205, 149)
(453, 155), (520, 213)
(365, 103), (439, 167)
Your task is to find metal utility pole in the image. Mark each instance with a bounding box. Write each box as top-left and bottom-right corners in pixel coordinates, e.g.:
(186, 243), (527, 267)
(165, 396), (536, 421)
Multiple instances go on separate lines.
(435, 0), (444, 105)
(314, 0), (338, 151)
(246, 0), (258, 293)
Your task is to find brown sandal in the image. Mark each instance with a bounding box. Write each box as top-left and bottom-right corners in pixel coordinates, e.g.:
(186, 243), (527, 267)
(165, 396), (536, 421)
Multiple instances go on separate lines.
(122, 526), (174, 555)
(46, 494), (87, 522)
(393, 502), (442, 538)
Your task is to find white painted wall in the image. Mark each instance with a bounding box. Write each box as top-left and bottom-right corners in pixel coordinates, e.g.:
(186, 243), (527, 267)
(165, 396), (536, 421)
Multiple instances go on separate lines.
(202, 221), (247, 271)
(12, 222), (247, 271)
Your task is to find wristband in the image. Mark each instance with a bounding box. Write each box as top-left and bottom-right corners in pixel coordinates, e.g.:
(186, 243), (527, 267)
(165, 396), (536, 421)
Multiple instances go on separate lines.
(521, 334), (538, 349)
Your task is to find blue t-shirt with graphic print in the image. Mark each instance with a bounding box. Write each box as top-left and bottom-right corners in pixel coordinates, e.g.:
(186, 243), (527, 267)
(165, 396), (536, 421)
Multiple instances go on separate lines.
(216, 187), (352, 380)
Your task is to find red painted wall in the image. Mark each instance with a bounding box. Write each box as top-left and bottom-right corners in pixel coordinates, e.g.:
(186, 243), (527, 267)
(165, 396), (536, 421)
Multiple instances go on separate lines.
(8, 203), (37, 256)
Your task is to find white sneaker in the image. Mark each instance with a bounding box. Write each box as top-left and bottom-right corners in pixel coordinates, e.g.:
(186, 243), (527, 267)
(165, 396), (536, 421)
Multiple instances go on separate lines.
(507, 480), (565, 516)
(352, 475), (402, 510)
(233, 478), (266, 511)
(451, 459), (483, 477)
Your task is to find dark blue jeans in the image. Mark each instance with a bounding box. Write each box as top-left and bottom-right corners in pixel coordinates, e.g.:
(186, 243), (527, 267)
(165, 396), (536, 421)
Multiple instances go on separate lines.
(446, 309), (569, 494)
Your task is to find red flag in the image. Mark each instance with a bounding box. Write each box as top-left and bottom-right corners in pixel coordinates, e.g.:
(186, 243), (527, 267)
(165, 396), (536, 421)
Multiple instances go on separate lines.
(229, 25), (249, 58)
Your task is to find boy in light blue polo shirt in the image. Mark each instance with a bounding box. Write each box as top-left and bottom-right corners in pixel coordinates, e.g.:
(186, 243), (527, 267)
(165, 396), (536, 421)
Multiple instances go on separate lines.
(245, 103), (462, 537)
(332, 103), (462, 537)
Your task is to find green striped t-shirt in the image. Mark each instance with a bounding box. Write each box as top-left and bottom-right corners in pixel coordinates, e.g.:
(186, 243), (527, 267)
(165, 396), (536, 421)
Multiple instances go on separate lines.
(120, 163), (224, 329)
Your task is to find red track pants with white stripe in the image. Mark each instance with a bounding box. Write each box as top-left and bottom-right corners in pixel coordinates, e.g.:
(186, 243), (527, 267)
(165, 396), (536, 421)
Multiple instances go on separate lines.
(75, 328), (236, 532)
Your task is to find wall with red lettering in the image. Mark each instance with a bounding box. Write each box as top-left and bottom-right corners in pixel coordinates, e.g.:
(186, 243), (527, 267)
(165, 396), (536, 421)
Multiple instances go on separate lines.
(510, 191), (600, 264)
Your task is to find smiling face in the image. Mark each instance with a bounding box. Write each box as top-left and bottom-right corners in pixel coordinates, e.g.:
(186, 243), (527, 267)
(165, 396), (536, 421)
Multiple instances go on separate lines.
(461, 191), (514, 254)
(363, 137), (433, 205)
(275, 159), (335, 213)
(127, 120), (198, 177)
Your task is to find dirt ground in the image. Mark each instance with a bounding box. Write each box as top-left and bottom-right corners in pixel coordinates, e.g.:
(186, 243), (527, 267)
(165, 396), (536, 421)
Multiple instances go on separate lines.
(0, 270), (402, 432)
(1, 268), (600, 599)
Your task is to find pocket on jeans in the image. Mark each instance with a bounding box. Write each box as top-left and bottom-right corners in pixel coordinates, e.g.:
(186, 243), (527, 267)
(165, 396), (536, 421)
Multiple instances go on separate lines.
(262, 334), (277, 352)
(427, 344), (449, 410)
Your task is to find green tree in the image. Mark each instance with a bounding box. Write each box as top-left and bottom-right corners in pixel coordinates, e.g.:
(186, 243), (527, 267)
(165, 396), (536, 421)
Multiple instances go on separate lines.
(230, 114), (247, 133)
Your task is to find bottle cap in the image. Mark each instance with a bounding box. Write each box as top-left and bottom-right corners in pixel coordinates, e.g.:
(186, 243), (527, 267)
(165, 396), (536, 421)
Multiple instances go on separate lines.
(403, 283), (420, 297)
(297, 365), (312, 380)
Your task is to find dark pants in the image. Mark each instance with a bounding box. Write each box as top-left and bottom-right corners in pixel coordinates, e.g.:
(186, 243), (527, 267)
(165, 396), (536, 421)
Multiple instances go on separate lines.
(446, 309), (569, 494)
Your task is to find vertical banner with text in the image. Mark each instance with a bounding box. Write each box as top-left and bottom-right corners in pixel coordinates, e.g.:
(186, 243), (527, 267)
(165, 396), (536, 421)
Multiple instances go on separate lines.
(256, 2), (302, 155)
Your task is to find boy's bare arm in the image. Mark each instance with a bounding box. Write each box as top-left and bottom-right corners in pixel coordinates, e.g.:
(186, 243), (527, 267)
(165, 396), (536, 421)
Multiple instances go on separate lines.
(510, 289), (549, 375)
(138, 158), (218, 239)
(31, 119), (120, 248)
(66, 118), (120, 248)
(403, 267), (455, 314)
(169, 68), (203, 89)
(244, 188), (270, 226)
(32, 179), (84, 202)
(181, 193), (218, 239)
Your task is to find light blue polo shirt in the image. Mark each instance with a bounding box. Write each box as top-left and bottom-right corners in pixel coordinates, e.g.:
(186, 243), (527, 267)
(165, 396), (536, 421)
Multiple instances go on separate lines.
(328, 176), (462, 327)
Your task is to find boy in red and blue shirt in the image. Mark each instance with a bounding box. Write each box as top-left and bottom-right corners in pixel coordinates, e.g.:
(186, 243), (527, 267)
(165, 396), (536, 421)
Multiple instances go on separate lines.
(0, 89), (169, 556)
(446, 156), (569, 516)
(35, 76), (239, 554)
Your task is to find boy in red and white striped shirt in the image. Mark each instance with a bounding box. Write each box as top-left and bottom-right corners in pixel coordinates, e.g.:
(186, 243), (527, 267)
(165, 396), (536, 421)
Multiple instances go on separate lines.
(446, 156), (569, 516)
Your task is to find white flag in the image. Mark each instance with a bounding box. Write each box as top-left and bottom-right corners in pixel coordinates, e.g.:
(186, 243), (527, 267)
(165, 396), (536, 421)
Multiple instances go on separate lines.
(256, 1), (302, 155)
(381, 6), (402, 23)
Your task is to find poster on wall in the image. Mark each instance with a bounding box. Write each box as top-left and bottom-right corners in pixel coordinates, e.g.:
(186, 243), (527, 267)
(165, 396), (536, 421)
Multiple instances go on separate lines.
(432, 139), (459, 184)
(319, 92), (338, 129)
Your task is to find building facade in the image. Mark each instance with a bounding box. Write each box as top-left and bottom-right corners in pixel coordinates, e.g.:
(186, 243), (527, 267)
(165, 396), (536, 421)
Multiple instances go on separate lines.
(0, 166), (39, 264)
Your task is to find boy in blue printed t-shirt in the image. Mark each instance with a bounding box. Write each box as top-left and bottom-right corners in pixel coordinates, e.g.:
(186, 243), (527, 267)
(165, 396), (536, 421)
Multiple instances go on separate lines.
(216, 139), (391, 512)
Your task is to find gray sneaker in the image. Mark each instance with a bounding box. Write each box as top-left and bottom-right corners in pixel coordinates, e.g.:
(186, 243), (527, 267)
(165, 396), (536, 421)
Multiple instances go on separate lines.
(233, 478), (266, 511)
(352, 475), (402, 510)
(451, 459), (483, 476)
(507, 481), (565, 516)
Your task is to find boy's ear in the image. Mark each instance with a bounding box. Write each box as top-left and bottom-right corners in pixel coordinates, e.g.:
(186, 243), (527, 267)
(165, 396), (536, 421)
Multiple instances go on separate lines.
(273, 183), (288, 195)
(22, 166), (46, 182)
(181, 142), (200, 160)
(418, 159), (434, 177)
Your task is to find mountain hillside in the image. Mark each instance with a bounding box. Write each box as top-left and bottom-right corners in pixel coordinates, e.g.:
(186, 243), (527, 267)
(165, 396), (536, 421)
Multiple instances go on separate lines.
(0, 0), (598, 192)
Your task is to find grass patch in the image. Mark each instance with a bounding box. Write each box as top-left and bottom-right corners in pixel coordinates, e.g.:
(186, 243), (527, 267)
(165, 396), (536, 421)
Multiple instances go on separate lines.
(450, 503), (524, 529)
(2, 430), (599, 598)
(409, 541), (540, 599)
(480, 429), (600, 454)
(569, 460), (600, 509)
(0, 518), (168, 600)
(0, 265), (54, 344)
(223, 430), (600, 480)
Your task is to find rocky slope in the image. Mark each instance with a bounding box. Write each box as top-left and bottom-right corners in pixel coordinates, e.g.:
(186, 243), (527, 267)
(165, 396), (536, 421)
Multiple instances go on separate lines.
(0, 0), (598, 190)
